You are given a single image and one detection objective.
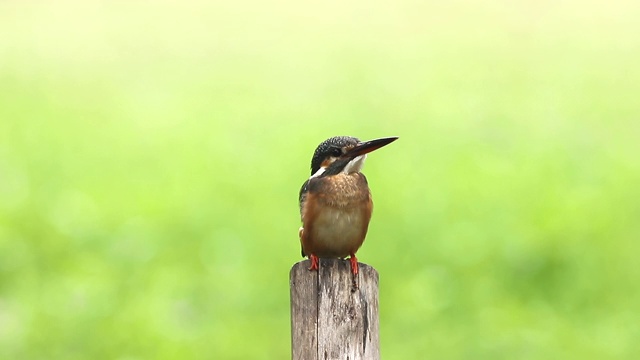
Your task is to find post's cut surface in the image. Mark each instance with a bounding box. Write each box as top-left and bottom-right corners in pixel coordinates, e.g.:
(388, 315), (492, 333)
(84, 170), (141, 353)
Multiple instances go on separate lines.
(290, 258), (380, 360)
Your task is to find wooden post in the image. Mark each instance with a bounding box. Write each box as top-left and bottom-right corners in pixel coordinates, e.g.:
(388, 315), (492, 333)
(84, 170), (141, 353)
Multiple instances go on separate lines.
(290, 258), (380, 360)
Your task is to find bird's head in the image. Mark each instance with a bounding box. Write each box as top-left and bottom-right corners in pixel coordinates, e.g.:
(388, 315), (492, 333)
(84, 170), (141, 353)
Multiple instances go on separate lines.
(309, 136), (398, 178)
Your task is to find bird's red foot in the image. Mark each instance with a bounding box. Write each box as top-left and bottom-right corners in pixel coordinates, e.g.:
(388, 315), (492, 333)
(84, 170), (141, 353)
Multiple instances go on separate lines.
(309, 254), (319, 271)
(349, 254), (359, 275)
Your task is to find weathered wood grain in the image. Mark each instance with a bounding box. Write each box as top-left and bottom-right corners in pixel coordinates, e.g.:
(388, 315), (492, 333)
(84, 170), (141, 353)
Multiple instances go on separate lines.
(290, 259), (380, 360)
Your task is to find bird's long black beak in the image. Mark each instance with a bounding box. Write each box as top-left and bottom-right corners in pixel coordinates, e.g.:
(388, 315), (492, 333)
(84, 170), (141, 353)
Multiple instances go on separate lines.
(344, 136), (399, 158)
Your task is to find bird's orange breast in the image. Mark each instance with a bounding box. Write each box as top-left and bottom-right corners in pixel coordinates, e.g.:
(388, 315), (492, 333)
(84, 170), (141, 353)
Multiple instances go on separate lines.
(300, 173), (373, 258)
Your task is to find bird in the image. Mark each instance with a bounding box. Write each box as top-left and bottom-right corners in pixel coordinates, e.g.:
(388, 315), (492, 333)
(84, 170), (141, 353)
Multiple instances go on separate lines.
(298, 135), (398, 276)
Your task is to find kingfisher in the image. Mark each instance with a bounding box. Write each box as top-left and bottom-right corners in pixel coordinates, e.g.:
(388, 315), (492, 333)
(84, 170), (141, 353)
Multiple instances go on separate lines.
(298, 135), (398, 276)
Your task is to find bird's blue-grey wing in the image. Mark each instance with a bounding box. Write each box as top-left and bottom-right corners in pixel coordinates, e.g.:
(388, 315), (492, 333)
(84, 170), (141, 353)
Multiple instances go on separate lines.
(299, 179), (310, 257)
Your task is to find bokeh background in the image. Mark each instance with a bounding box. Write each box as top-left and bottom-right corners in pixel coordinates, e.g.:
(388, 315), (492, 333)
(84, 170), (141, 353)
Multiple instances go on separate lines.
(1, 0), (639, 359)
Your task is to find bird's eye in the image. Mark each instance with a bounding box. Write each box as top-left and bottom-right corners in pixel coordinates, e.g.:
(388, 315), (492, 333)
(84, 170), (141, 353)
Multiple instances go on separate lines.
(331, 148), (342, 157)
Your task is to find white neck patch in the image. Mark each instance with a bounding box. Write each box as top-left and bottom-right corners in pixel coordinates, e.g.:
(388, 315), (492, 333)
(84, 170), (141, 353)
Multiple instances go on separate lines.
(309, 166), (325, 179)
(309, 154), (367, 179)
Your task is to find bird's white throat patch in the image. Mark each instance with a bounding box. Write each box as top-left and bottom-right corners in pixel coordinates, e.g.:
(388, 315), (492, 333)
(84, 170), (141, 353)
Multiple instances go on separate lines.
(342, 154), (367, 174)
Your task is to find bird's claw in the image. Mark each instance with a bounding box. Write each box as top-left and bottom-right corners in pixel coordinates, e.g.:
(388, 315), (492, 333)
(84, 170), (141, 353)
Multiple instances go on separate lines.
(308, 254), (319, 271)
(349, 254), (359, 275)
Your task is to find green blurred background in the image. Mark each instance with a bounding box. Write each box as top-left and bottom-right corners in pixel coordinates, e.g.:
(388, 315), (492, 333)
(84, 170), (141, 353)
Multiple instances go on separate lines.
(1, 0), (639, 358)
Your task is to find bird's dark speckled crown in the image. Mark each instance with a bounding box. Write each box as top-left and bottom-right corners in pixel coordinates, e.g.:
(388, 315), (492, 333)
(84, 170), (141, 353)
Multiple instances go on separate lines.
(310, 136), (360, 175)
